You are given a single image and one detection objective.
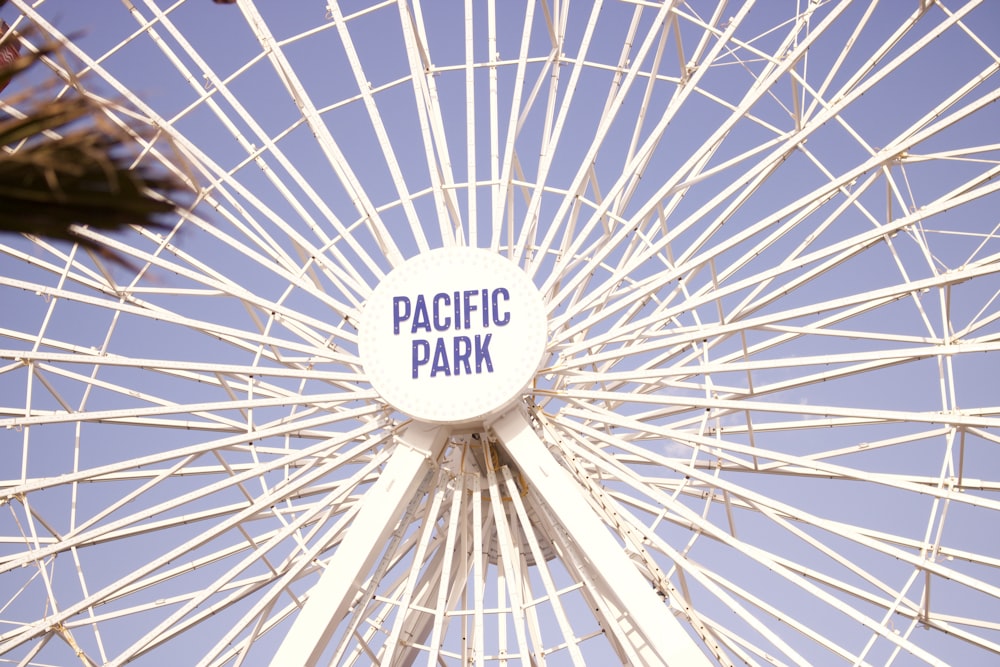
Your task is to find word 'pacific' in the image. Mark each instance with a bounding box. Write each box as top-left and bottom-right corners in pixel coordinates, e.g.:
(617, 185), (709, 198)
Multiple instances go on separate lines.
(393, 288), (510, 378)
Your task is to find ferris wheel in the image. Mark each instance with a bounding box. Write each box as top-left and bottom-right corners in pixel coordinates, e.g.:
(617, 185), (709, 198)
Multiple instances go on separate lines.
(2, 1), (999, 665)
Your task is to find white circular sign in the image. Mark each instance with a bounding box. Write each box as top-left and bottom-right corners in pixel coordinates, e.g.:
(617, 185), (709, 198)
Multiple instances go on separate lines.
(359, 247), (547, 424)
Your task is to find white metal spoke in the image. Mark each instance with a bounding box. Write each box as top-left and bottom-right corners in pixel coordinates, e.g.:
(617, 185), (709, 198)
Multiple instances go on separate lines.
(271, 423), (448, 666)
(488, 407), (713, 665)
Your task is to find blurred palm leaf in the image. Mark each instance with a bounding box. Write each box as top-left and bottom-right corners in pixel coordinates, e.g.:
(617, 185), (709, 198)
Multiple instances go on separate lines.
(0, 10), (186, 263)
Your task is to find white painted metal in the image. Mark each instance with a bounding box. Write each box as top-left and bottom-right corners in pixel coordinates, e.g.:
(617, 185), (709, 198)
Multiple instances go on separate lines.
(1, 1), (999, 665)
(488, 407), (713, 666)
(271, 423), (448, 666)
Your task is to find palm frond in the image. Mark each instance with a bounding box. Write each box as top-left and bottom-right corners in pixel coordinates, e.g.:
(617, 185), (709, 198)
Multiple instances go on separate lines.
(0, 8), (188, 264)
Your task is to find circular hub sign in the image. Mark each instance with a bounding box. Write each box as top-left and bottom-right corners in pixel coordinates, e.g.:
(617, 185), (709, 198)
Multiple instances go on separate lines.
(360, 248), (548, 424)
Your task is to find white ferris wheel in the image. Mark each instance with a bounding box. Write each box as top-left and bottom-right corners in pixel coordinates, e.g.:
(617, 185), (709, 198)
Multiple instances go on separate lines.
(1, 1), (999, 665)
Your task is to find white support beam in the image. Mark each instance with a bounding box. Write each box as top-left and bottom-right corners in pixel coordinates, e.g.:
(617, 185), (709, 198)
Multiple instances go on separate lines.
(270, 423), (449, 667)
(487, 407), (712, 666)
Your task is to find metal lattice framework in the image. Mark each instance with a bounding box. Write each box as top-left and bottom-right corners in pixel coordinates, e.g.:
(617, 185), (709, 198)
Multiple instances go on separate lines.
(2, 1), (1000, 665)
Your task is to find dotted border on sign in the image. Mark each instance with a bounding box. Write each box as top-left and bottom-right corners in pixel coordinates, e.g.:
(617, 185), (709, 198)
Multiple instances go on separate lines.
(359, 248), (548, 424)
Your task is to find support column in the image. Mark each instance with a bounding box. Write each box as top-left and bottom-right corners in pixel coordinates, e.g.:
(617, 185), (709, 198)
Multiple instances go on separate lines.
(487, 407), (711, 667)
(271, 423), (450, 667)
